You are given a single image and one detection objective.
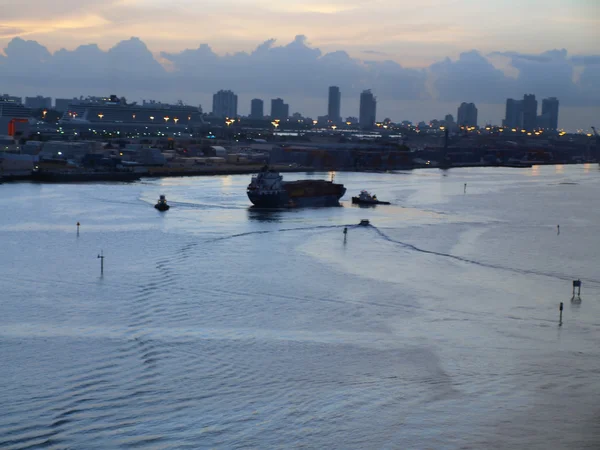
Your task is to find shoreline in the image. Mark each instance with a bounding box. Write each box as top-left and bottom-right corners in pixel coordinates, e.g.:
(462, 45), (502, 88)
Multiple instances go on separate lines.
(1, 161), (596, 183)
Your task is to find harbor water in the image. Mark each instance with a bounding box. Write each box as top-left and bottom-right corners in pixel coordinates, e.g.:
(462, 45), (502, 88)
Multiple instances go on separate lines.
(1, 165), (599, 449)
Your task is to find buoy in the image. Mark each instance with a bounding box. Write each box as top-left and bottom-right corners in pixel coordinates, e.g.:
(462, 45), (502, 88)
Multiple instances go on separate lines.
(571, 279), (581, 301)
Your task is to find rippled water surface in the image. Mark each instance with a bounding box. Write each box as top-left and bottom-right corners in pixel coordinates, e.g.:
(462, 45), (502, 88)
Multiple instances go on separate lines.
(1, 165), (600, 449)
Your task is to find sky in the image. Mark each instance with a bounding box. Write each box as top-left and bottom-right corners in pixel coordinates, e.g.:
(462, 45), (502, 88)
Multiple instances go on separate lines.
(0, 0), (599, 129)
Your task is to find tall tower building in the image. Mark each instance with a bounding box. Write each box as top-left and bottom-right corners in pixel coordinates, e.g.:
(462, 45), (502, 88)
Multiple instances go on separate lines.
(250, 99), (264, 119)
(457, 102), (478, 127)
(522, 94), (537, 131)
(359, 90), (376, 129)
(212, 90), (238, 118)
(541, 97), (559, 130)
(504, 99), (523, 128)
(328, 86), (341, 123)
(270, 98), (289, 120)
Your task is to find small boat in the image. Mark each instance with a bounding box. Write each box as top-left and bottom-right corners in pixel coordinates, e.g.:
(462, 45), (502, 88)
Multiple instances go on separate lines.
(155, 195), (170, 211)
(359, 219), (370, 226)
(352, 190), (390, 205)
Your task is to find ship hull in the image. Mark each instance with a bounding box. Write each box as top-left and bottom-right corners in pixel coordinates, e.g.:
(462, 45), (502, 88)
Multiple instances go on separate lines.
(247, 190), (290, 208)
(351, 197), (390, 205)
(247, 189), (345, 208)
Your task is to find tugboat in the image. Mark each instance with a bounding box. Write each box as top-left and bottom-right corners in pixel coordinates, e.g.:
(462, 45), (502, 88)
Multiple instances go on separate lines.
(247, 166), (346, 208)
(352, 190), (390, 205)
(154, 195), (170, 211)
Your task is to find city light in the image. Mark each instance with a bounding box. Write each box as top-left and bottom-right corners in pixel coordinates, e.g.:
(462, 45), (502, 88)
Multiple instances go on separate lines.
(98, 113), (104, 119)
(174, 117), (179, 124)
(164, 116), (169, 122)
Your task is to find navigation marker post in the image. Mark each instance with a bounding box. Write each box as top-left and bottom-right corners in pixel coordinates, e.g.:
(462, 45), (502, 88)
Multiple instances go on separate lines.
(98, 250), (105, 276)
(559, 302), (563, 326)
(77, 221), (80, 236)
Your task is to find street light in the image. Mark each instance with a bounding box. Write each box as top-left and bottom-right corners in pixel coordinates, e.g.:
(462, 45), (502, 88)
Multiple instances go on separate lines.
(174, 117), (179, 124)
(98, 113), (104, 119)
(164, 116), (169, 123)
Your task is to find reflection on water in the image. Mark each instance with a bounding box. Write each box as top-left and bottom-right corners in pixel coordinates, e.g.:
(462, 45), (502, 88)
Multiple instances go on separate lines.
(247, 206), (286, 222)
(555, 164), (565, 174)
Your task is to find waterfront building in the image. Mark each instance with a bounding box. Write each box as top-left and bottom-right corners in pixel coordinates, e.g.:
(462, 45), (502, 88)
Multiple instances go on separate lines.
(25, 95), (52, 110)
(504, 99), (523, 129)
(359, 90), (376, 129)
(541, 97), (559, 130)
(55, 98), (78, 112)
(328, 86), (341, 123)
(250, 99), (264, 119)
(457, 102), (478, 127)
(212, 90), (238, 118)
(271, 98), (289, 120)
(522, 94), (537, 131)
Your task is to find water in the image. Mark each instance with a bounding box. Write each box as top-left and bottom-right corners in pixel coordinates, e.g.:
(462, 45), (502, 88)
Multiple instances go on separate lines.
(1, 165), (599, 449)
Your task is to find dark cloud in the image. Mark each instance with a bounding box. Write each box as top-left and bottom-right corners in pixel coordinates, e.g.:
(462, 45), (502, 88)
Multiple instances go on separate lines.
(0, 36), (597, 117)
(570, 55), (600, 65)
(429, 50), (512, 103)
(159, 35), (425, 100)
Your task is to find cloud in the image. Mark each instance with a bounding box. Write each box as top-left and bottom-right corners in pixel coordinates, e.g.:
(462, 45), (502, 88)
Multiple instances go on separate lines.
(0, 27), (25, 38)
(362, 50), (389, 56)
(570, 55), (600, 65)
(429, 50), (512, 103)
(0, 35), (598, 126)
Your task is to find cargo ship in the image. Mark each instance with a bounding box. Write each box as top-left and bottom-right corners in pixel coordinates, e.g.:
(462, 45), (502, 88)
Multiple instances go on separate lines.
(247, 166), (346, 208)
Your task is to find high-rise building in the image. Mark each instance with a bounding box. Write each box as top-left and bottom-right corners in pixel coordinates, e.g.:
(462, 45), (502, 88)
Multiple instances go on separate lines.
(328, 86), (341, 123)
(55, 98), (77, 112)
(359, 90), (376, 129)
(25, 95), (52, 110)
(212, 90), (238, 118)
(457, 102), (478, 127)
(541, 97), (559, 130)
(250, 99), (264, 119)
(522, 94), (537, 131)
(270, 98), (289, 120)
(504, 98), (523, 129)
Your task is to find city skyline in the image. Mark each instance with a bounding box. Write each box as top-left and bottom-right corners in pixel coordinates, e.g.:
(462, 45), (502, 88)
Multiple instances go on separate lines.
(2, 89), (573, 132)
(0, 32), (598, 129)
